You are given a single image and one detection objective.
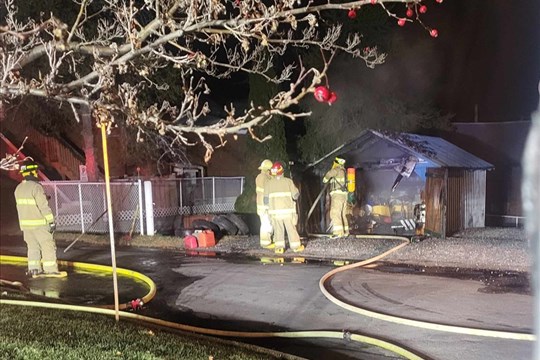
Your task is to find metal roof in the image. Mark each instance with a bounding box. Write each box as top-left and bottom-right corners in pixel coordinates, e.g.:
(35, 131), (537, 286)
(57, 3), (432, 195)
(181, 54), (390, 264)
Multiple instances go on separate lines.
(374, 130), (494, 169)
(308, 129), (494, 170)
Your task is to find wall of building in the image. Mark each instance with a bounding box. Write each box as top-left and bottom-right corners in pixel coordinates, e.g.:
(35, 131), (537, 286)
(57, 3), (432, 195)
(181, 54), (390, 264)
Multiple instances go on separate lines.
(446, 169), (487, 235)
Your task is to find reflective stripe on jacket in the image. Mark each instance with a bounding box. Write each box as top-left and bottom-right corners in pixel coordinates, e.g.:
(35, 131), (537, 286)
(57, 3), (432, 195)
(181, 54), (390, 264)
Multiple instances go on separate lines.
(264, 176), (299, 219)
(255, 172), (272, 214)
(323, 166), (347, 195)
(14, 180), (54, 230)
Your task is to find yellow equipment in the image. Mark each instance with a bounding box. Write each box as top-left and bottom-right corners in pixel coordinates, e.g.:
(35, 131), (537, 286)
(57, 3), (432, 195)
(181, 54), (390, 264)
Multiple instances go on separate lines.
(372, 205), (391, 217)
(346, 168), (355, 193)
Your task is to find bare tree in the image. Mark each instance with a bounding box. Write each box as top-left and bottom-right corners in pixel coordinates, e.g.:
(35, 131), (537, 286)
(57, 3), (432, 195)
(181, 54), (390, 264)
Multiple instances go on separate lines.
(0, 135), (26, 171)
(1, 0), (440, 164)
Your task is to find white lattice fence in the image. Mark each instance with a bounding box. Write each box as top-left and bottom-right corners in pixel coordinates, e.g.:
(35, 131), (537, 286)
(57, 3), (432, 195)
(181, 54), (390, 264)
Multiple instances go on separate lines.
(42, 181), (143, 234)
(41, 177), (244, 236)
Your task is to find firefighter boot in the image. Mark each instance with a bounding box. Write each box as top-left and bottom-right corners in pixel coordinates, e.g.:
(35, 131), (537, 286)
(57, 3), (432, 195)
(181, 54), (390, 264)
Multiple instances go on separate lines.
(264, 243), (276, 249)
(274, 247), (285, 254)
(292, 245), (305, 253)
(33, 271), (68, 279)
(26, 269), (42, 278)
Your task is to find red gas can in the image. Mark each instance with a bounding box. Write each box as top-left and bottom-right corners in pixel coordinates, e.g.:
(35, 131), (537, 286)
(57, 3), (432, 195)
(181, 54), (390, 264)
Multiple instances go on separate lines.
(184, 235), (198, 249)
(197, 230), (215, 248)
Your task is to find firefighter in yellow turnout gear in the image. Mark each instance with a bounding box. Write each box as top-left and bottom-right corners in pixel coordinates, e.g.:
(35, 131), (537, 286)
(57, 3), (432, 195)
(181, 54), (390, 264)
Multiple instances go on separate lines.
(323, 157), (349, 237)
(264, 162), (304, 254)
(256, 159), (274, 248)
(14, 161), (67, 278)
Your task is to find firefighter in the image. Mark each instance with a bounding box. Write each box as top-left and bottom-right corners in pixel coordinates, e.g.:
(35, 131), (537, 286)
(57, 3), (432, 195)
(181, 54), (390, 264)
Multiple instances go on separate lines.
(256, 159), (274, 249)
(323, 157), (349, 237)
(414, 201), (427, 236)
(14, 160), (66, 278)
(264, 162), (304, 254)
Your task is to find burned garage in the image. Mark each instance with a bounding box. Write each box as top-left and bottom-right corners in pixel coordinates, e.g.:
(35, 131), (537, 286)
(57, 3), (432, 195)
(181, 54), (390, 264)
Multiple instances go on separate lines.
(302, 130), (494, 238)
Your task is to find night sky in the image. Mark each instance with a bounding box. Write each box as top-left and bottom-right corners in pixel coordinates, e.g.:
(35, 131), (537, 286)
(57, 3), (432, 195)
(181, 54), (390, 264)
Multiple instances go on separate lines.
(193, 0), (540, 129)
(325, 0), (540, 123)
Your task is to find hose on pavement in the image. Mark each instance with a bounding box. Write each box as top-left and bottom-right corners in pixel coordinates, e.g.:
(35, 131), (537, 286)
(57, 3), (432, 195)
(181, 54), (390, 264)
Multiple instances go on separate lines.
(0, 254), (425, 360)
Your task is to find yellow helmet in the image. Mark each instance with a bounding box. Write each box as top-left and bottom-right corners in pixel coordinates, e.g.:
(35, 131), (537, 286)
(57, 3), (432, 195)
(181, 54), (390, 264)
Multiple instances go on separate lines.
(258, 159), (273, 170)
(19, 160), (39, 176)
(334, 157), (345, 166)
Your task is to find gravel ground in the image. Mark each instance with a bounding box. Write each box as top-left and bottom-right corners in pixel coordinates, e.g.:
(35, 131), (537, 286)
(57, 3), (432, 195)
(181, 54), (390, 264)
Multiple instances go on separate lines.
(205, 227), (532, 273)
(383, 228), (532, 272)
(53, 227), (533, 273)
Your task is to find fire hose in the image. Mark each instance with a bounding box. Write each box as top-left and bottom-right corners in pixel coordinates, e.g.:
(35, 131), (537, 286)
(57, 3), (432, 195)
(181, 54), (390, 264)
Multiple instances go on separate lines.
(0, 255), (155, 310)
(304, 181), (535, 341)
(1, 224), (535, 360)
(0, 254), (425, 360)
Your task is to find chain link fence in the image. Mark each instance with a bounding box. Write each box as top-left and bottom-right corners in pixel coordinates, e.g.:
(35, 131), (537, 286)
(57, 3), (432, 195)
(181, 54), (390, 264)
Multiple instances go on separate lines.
(42, 181), (143, 234)
(151, 177), (244, 234)
(42, 177), (244, 235)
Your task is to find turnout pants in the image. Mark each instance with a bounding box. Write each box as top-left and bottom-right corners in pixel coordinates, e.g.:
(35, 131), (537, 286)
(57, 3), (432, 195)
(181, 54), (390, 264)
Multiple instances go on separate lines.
(271, 215), (301, 250)
(23, 227), (58, 273)
(258, 212), (273, 246)
(330, 193), (349, 236)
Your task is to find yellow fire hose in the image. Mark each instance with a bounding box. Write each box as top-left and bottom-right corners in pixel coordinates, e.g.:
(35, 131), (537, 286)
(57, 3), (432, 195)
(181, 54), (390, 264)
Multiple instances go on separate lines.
(2, 232), (535, 360)
(316, 235), (536, 341)
(305, 181), (534, 341)
(0, 300), (424, 360)
(0, 255), (156, 310)
(0, 254), (424, 360)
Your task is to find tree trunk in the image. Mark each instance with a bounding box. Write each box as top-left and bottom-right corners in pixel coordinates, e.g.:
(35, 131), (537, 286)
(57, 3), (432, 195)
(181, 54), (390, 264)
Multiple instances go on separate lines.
(80, 105), (99, 181)
(0, 102), (5, 122)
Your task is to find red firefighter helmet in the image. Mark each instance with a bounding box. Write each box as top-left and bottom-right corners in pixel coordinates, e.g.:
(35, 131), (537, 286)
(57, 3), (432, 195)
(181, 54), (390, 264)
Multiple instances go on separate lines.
(270, 162), (284, 176)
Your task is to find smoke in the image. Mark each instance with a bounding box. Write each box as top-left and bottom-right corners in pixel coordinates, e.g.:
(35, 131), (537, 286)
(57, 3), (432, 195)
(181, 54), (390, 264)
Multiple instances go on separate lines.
(298, 0), (540, 163)
(298, 29), (447, 162)
(327, 29), (442, 118)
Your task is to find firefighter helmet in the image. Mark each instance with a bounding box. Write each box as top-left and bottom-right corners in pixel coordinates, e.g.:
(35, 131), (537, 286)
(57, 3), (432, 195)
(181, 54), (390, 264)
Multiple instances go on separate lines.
(258, 159), (273, 171)
(19, 160), (39, 176)
(270, 162), (284, 176)
(334, 157), (346, 166)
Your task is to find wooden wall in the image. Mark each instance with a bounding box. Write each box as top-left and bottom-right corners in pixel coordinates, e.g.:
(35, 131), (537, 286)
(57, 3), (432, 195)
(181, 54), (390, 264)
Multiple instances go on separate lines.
(425, 168), (447, 237)
(446, 169), (486, 235)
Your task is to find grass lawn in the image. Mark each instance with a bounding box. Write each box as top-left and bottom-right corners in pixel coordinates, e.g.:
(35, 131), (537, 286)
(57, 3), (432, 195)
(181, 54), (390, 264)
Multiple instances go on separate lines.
(0, 304), (288, 360)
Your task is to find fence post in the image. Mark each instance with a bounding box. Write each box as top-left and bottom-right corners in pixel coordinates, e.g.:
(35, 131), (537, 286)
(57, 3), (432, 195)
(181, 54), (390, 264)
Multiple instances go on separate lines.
(201, 177), (205, 207)
(144, 181), (155, 236)
(54, 183), (59, 221)
(179, 179), (183, 213)
(138, 180), (145, 235)
(78, 183), (85, 233)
